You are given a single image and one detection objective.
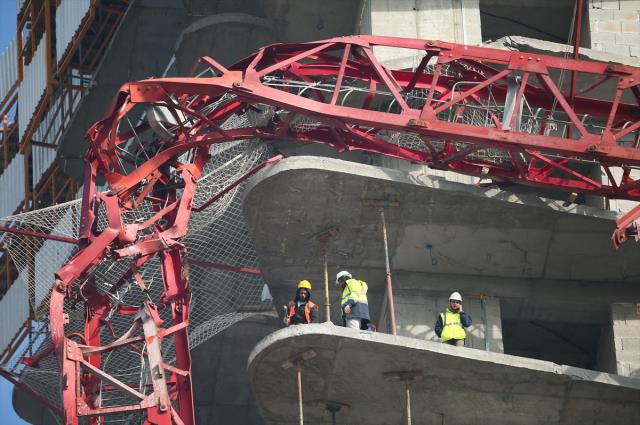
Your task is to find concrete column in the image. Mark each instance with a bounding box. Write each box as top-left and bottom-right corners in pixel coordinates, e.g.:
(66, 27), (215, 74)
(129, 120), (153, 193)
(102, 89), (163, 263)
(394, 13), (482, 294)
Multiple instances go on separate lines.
(611, 303), (640, 378)
(359, 1), (482, 184)
(383, 290), (504, 353)
(360, 0), (482, 67)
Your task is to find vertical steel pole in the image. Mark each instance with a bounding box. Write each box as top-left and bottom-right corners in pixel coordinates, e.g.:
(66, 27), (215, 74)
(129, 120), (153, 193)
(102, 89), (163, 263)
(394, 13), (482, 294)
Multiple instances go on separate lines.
(405, 381), (412, 425)
(323, 251), (331, 322)
(2, 114), (7, 170)
(297, 365), (304, 425)
(380, 208), (397, 335)
(570, 0), (584, 109)
(482, 296), (490, 352)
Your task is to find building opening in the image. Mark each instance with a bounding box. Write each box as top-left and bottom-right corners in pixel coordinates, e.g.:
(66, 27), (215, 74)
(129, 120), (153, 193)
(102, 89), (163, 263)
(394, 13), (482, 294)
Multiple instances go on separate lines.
(502, 319), (602, 370)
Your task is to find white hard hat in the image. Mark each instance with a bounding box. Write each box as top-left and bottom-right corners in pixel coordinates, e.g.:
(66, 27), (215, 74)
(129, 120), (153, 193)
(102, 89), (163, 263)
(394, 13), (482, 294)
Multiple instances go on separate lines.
(336, 270), (352, 284)
(449, 292), (462, 302)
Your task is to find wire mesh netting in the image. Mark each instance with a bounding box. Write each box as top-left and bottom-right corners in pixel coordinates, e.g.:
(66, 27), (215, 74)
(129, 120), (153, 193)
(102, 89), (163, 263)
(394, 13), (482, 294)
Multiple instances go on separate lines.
(0, 110), (277, 423)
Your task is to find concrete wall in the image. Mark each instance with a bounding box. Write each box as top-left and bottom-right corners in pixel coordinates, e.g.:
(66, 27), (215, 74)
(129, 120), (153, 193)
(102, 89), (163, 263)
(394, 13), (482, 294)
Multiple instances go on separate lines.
(359, 0), (483, 185)
(191, 315), (280, 425)
(588, 0), (640, 57)
(360, 0), (482, 69)
(611, 303), (640, 378)
(479, 0), (582, 44)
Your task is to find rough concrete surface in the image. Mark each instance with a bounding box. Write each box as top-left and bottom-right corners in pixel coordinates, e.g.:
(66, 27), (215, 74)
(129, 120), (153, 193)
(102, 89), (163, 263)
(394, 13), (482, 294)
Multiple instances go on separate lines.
(243, 156), (640, 329)
(191, 315), (280, 425)
(248, 323), (640, 425)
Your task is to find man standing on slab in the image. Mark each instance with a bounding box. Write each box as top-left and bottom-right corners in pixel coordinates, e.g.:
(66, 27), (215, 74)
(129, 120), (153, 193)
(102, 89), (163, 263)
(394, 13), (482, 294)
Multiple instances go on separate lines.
(435, 292), (472, 346)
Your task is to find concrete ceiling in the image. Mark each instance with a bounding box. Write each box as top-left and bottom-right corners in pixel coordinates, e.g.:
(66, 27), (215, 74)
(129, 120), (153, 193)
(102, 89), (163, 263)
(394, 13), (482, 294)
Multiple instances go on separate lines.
(244, 156), (635, 282)
(248, 323), (640, 425)
(242, 156), (640, 324)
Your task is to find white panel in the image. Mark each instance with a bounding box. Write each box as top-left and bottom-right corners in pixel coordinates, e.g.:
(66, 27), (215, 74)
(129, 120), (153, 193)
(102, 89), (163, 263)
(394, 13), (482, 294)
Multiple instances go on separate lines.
(31, 72), (85, 187)
(0, 154), (25, 217)
(18, 33), (48, 141)
(55, 0), (91, 64)
(31, 144), (57, 186)
(0, 38), (18, 104)
(16, 0), (27, 14)
(0, 274), (30, 354)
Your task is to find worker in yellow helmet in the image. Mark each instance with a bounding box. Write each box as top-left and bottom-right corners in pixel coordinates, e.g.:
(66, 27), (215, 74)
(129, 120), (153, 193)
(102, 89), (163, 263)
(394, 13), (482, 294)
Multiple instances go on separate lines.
(435, 292), (472, 346)
(284, 280), (318, 326)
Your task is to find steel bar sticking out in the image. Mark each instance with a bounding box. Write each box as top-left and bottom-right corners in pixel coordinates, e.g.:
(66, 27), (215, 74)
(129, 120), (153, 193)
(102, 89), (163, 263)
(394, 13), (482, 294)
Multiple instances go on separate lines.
(323, 251), (330, 322)
(3, 34), (639, 423)
(405, 381), (412, 425)
(297, 365), (304, 425)
(380, 208), (398, 336)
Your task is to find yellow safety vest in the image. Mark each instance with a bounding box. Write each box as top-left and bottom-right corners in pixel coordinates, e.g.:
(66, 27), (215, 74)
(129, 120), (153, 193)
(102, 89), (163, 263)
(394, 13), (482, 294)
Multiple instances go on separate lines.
(440, 309), (466, 342)
(340, 279), (368, 313)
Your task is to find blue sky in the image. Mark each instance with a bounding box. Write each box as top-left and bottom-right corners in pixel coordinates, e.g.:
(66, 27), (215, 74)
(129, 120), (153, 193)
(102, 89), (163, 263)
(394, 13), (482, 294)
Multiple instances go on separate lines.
(1, 2), (31, 424)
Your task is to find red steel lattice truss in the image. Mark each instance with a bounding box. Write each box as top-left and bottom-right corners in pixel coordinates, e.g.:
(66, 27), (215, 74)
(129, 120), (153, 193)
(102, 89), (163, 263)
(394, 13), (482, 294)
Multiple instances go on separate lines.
(7, 35), (640, 424)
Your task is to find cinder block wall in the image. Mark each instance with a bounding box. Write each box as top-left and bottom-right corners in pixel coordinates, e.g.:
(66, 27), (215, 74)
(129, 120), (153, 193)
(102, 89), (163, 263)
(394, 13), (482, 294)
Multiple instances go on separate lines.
(589, 0), (640, 58)
(611, 303), (640, 377)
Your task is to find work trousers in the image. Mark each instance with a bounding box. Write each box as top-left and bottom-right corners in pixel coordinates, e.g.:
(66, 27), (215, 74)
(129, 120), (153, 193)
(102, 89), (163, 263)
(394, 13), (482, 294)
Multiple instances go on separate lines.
(444, 338), (465, 347)
(346, 318), (361, 329)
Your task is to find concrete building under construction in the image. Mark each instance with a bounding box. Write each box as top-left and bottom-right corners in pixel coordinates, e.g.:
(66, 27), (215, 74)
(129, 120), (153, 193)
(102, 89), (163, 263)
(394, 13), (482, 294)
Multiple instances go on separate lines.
(1, 1), (640, 424)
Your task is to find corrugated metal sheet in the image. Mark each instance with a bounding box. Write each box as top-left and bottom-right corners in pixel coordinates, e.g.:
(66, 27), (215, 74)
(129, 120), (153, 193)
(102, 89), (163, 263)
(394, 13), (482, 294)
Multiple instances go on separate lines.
(55, 0), (91, 65)
(0, 154), (25, 217)
(31, 72), (84, 187)
(18, 33), (47, 141)
(31, 145), (57, 186)
(0, 274), (30, 353)
(0, 37), (18, 104)
(16, 0), (27, 14)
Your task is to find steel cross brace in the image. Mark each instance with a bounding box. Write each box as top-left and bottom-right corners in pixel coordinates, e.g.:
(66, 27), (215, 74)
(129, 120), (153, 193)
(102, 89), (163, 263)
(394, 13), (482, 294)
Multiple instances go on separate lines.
(29, 35), (640, 424)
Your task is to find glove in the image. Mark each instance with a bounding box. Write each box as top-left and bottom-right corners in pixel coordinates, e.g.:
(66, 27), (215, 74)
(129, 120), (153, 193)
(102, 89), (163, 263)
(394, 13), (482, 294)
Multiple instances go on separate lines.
(283, 316), (289, 326)
(343, 305), (352, 315)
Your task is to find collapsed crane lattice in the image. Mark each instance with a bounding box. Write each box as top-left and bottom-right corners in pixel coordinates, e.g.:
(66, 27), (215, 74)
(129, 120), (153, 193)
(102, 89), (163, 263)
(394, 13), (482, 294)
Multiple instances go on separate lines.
(2, 35), (640, 424)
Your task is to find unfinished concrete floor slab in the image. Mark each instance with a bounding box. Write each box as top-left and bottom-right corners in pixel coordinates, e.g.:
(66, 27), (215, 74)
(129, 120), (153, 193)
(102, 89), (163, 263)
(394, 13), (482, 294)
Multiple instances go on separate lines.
(248, 323), (640, 425)
(243, 156), (640, 327)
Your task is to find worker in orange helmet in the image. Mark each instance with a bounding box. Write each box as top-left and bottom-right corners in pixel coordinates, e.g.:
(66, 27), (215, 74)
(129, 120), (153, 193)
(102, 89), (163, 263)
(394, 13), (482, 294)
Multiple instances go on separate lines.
(284, 280), (319, 326)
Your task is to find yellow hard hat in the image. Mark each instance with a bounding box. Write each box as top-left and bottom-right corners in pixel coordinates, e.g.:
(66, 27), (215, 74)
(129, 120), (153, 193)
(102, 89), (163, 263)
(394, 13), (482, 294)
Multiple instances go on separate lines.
(298, 280), (312, 290)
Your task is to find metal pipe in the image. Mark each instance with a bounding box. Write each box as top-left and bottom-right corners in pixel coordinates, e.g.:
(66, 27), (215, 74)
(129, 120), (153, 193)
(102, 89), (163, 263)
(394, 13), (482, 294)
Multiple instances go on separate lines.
(380, 208), (397, 335)
(405, 381), (412, 425)
(2, 114), (7, 169)
(0, 225), (79, 244)
(324, 251), (331, 322)
(570, 0), (584, 109)
(297, 365), (304, 425)
(481, 297), (490, 352)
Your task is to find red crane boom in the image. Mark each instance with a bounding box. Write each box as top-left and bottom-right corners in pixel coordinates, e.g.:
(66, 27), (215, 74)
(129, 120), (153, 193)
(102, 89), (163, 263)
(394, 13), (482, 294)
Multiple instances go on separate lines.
(7, 35), (640, 424)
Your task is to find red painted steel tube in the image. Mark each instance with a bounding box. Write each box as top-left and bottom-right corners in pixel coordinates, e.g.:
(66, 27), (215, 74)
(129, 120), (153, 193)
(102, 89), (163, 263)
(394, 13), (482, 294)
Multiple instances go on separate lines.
(0, 226), (79, 244)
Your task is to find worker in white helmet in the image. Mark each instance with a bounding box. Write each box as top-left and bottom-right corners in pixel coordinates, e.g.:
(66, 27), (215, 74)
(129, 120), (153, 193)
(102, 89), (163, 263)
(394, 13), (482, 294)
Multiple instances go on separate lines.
(434, 292), (472, 346)
(336, 270), (370, 330)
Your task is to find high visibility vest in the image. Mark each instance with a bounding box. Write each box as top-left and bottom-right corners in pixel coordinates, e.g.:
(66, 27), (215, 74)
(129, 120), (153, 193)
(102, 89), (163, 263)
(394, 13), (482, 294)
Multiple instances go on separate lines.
(440, 308), (466, 342)
(287, 300), (317, 324)
(340, 279), (368, 315)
